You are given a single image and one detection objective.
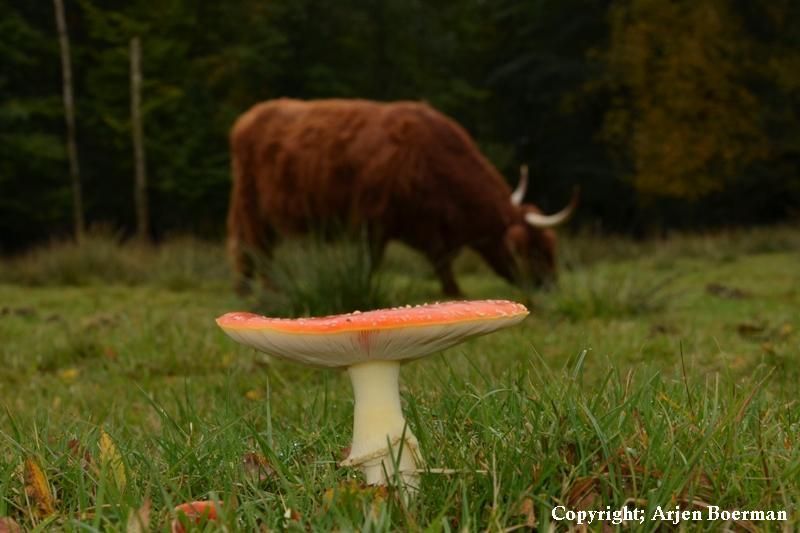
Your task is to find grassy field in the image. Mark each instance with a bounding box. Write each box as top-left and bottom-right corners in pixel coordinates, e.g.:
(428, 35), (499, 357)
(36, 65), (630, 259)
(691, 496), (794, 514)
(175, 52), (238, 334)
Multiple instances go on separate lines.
(0, 227), (798, 531)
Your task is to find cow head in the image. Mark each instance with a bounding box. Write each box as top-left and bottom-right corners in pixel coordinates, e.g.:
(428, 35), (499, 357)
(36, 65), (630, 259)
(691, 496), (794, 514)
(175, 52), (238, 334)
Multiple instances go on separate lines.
(504, 165), (578, 287)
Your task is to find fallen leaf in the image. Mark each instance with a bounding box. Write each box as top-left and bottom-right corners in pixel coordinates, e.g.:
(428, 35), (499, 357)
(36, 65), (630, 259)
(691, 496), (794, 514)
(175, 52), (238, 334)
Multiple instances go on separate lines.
(171, 501), (220, 533)
(23, 457), (55, 517)
(58, 367), (79, 382)
(566, 476), (600, 510)
(339, 446), (351, 462)
(632, 409), (649, 447)
(245, 389), (264, 401)
(323, 481), (388, 519)
(126, 499), (151, 533)
(531, 464), (542, 486)
(561, 442), (579, 466)
(67, 439), (92, 472)
(242, 452), (275, 482)
(517, 497), (536, 528)
(98, 430), (127, 492)
(0, 517), (22, 533)
(283, 507), (301, 522)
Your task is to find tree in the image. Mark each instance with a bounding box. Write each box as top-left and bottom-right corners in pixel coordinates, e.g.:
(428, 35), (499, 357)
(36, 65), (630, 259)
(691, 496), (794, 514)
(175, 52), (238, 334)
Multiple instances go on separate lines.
(130, 36), (148, 241)
(483, 0), (616, 224)
(0, 3), (73, 251)
(53, 0), (85, 242)
(597, 0), (769, 200)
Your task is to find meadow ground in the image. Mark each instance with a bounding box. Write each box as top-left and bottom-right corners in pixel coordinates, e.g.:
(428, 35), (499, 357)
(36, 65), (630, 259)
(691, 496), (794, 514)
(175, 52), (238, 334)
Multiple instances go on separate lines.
(0, 226), (798, 531)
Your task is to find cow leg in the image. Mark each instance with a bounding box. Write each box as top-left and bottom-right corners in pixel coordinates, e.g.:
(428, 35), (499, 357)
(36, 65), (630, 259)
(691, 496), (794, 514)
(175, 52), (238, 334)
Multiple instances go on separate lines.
(432, 255), (461, 297)
(251, 229), (280, 292)
(368, 237), (388, 271)
(255, 240), (279, 291)
(229, 219), (278, 296)
(229, 237), (255, 296)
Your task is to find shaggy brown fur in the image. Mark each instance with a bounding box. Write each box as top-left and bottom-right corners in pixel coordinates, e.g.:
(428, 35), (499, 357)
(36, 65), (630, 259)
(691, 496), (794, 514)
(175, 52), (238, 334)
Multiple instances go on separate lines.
(228, 98), (561, 296)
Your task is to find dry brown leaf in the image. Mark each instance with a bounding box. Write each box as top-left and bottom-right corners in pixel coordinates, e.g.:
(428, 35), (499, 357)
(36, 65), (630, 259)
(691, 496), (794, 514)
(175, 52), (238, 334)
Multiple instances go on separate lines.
(631, 409), (649, 448)
(245, 389), (264, 401)
(339, 446), (351, 462)
(23, 457), (55, 518)
(242, 451), (275, 482)
(283, 508), (301, 522)
(322, 481), (388, 520)
(566, 476), (600, 511)
(98, 430), (127, 492)
(322, 481), (385, 507)
(517, 497), (536, 528)
(690, 469), (714, 494)
(67, 439), (92, 471)
(0, 517), (22, 533)
(561, 442), (579, 466)
(58, 367), (79, 382)
(531, 464), (542, 486)
(126, 498), (151, 533)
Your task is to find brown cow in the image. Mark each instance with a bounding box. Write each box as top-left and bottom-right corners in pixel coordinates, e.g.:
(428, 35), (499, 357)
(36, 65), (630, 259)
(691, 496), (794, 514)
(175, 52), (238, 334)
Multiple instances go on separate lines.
(228, 98), (576, 296)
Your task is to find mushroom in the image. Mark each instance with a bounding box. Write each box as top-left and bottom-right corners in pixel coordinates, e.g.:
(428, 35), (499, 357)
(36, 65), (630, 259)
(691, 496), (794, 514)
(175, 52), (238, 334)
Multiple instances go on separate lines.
(216, 299), (529, 490)
(171, 501), (220, 533)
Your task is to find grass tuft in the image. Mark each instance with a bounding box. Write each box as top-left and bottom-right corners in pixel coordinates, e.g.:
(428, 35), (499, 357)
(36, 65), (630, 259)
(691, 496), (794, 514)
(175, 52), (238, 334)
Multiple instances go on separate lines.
(0, 227), (228, 289)
(252, 234), (417, 317)
(0, 227), (145, 286)
(548, 268), (681, 321)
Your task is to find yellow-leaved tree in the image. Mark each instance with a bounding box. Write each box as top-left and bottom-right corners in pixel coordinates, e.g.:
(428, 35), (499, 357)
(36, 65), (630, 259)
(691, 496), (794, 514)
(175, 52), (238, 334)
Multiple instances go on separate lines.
(597, 0), (769, 199)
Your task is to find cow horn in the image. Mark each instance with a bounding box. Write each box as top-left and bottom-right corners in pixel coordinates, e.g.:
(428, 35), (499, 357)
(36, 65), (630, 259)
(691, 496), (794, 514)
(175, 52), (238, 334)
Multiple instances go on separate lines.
(523, 186), (580, 228)
(510, 164), (529, 206)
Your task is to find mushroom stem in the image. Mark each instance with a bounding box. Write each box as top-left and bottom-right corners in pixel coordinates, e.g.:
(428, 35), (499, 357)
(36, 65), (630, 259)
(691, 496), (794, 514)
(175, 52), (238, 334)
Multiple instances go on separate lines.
(342, 360), (422, 488)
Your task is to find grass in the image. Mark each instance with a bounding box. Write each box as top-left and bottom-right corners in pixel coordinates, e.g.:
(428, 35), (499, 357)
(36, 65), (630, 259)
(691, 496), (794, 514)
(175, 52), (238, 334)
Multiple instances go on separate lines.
(0, 226), (798, 530)
(252, 234), (400, 317)
(0, 227), (228, 290)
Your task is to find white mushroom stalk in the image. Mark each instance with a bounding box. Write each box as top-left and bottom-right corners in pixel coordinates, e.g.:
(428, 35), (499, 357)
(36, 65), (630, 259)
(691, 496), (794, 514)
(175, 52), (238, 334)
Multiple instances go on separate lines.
(216, 300), (529, 493)
(341, 360), (421, 487)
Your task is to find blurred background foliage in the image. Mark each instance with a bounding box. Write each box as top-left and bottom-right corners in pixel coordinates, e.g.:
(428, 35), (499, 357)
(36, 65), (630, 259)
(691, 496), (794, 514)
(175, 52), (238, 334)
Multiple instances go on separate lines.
(2, 0), (799, 251)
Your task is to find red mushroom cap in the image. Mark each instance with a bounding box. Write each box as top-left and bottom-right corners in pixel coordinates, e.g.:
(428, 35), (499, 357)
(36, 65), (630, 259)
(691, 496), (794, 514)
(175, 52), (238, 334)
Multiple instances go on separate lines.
(216, 300), (528, 368)
(171, 501), (220, 533)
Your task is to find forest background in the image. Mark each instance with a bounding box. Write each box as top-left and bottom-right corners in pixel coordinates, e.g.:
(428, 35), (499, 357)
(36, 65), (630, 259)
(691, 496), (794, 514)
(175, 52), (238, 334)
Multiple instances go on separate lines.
(2, 0), (800, 251)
